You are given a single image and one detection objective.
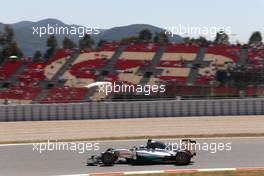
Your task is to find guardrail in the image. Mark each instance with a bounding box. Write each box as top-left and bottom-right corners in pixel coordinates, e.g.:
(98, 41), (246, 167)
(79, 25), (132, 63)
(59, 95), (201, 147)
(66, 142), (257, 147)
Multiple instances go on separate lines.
(0, 98), (263, 121)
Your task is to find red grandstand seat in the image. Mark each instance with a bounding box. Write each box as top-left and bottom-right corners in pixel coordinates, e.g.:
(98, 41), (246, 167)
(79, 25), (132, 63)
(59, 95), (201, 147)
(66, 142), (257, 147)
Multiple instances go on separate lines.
(195, 75), (214, 84)
(165, 43), (199, 53)
(0, 85), (42, 100)
(158, 76), (187, 84)
(158, 60), (185, 67)
(48, 48), (72, 63)
(207, 44), (240, 62)
(69, 59), (107, 79)
(125, 43), (160, 52)
(17, 62), (46, 85)
(41, 86), (87, 103)
(98, 42), (120, 51)
(0, 60), (22, 79)
(114, 60), (150, 69)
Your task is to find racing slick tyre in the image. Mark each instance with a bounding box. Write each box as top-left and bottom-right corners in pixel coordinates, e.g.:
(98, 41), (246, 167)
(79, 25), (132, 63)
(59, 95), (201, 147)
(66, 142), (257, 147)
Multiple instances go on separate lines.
(101, 152), (116, 166)
(175, 151), (191, 165)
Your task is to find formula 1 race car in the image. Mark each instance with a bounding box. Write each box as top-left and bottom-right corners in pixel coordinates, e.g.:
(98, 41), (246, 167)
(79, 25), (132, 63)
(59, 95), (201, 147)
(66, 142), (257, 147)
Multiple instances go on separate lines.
(87, 139), (196, 166)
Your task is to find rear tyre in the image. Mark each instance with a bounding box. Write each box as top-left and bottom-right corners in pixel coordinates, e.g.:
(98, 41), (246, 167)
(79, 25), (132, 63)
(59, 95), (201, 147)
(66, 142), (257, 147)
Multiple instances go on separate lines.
(175, 151), (191, 165)
(101, 152), (116, 166)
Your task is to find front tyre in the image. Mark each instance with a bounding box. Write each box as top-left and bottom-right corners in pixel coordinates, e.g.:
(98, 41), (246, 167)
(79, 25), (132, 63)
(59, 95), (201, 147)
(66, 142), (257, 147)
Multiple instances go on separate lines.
(101, 152), (116, 166)
(175, 151), (191, 165)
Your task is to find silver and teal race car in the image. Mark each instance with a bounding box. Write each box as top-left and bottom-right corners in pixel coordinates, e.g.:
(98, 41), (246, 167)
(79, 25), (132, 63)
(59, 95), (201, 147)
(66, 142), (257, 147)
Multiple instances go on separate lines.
(87, 139), (196, 166)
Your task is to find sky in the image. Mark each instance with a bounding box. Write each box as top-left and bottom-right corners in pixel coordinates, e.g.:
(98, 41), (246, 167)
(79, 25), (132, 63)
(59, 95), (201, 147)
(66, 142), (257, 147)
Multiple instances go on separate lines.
(1, 0), (264, 43)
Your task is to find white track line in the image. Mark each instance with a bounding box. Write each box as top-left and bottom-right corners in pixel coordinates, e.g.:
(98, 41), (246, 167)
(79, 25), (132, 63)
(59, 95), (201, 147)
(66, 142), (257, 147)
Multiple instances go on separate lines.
(0, 143), (33, 147)
(56, 167), (264, 176)
(198, 168), (236, 172)
(57, 174), (88, 176)
(124, 170), (164, 175)
(1, 136), (264, 147)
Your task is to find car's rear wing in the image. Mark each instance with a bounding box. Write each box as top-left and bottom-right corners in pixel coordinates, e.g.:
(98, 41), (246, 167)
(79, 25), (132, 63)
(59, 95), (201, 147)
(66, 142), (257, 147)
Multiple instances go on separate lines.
(181, 139), (197, 157)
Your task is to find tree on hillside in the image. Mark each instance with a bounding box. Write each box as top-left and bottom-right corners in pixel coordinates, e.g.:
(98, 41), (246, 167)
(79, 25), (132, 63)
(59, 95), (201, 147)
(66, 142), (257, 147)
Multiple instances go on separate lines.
(121, 36), (139, 43)
(120, 29), (153, 43)
(3, 25), (14, 44)
(182, 37), (191, 44)
(79, 34), (94, 50)
(33, 50), (42, 61)
(0, 25), (14, 45)
(182, 36), (210, 46)
(63, 37), (76, 49)
(154, 32), (168, 44)
(215, 70), (228, 84)
(195, 36), (210, 45)
(139, 29), (152, 41)
(248, 31), (262, 44)
(214, 31), (229, 45)
(2, 41), (23, 58)
(0, 31), (3, 45)
(97, 39), (108, 48)
(9, 42), (22, 57)
(45, 35), (57, 59)
(0, 25), (23, 62)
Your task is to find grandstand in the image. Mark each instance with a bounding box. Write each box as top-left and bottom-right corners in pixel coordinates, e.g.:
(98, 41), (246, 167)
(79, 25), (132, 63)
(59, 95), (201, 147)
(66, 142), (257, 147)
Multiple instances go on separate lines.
(0, 42), (263, 104)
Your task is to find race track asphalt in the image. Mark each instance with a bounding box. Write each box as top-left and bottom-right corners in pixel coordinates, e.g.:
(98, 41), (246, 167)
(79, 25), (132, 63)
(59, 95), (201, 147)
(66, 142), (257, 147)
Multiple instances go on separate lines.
(0, 137), (263, 176)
